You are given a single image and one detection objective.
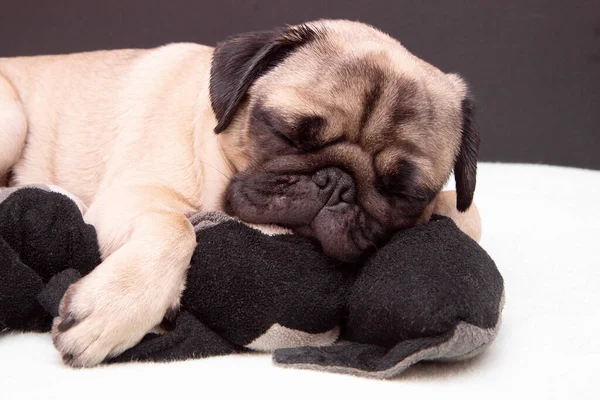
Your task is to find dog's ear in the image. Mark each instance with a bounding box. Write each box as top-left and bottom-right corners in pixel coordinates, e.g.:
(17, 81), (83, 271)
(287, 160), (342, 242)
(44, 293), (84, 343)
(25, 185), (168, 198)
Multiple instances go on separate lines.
(454, 97), (480, 212)
(210, 25), (319, 133)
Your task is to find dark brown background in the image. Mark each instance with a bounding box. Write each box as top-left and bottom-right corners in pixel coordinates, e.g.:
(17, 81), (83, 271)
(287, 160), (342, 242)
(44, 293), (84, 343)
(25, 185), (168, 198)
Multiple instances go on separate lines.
(1, 0), (598, 169)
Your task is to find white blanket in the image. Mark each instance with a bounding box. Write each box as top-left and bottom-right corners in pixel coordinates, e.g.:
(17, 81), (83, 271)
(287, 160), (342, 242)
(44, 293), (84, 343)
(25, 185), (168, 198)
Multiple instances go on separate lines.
(1, 163), (599, 400)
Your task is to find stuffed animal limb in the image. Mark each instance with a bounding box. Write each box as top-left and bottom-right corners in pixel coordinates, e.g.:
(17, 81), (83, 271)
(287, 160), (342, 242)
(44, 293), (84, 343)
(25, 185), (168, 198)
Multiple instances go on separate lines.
(0, 186), (101, 332)
(273, 214), (503, 378)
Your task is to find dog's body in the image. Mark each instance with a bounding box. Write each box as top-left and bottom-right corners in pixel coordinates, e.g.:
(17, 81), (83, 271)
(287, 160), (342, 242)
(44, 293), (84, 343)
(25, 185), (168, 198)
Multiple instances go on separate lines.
(0, 44), (226, 206)
(0, 20), (479, 367)
(0, 44), (233, 367)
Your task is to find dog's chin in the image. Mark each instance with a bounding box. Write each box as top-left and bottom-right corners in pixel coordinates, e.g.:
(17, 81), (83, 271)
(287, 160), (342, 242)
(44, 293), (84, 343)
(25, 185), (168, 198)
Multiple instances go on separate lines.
(293, 205), (379, 262)
(223, 178), (380, 262)
(232, 205), (375, 262)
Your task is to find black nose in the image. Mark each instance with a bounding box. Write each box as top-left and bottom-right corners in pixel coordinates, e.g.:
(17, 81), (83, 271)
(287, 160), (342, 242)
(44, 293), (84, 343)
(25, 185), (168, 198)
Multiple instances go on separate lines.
(312, 168), (356, 206)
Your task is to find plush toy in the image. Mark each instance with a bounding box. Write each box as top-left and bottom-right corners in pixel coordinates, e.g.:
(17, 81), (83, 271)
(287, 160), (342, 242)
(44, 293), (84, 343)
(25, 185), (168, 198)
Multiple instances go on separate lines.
(0, 185), (504, 379)
(0, 186), (101, 333)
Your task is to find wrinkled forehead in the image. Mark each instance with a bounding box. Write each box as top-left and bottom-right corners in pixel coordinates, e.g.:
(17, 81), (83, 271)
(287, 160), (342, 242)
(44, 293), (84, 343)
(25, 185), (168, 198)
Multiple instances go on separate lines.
(253, 53), (428, 140)
(249, 19), (467, 124)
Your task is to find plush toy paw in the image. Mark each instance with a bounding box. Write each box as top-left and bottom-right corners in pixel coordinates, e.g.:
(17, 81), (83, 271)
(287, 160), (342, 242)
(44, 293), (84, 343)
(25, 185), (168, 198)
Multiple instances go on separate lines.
(273, 215), (504, 379)
(0, 186), (100, 333)
(0, 239), (48, 332)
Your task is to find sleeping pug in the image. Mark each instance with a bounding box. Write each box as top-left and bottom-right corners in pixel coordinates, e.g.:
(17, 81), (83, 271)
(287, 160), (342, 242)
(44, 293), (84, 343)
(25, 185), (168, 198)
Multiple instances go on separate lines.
(0, 20), (479, 367)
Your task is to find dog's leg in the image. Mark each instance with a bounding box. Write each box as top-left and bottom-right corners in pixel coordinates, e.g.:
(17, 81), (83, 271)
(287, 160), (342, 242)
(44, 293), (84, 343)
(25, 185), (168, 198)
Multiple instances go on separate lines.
(52, 186), (197, 367)
(0, 74), (27, 186)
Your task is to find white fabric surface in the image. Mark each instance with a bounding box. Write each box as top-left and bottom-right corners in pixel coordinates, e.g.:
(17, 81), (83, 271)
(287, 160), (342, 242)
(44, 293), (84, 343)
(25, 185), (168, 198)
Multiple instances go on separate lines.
(1, 163), (599, 400)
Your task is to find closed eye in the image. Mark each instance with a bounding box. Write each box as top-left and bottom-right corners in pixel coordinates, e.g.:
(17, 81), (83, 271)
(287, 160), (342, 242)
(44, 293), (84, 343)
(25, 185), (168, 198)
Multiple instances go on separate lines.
(272, 129), (297, 147)
(376, 172), (410, 196)
(376, 181), (408, 197)
(299, 135), (345, 152)
(376, 179), (431, 204)
(376, 160), (415, 197)
(325, 136), (345, 147)
(258, 110), (298, 149)
(272, 130), (345, 153)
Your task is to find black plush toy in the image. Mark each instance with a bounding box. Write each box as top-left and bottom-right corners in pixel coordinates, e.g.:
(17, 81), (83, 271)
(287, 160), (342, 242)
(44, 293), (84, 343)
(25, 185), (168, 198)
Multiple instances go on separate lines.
(0, 185), (504, 378)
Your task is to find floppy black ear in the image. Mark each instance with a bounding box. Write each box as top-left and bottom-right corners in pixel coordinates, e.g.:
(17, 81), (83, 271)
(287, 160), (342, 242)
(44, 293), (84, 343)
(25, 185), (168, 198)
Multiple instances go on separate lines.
(209, 25), (319, 133)
(454, 98), (480, 212)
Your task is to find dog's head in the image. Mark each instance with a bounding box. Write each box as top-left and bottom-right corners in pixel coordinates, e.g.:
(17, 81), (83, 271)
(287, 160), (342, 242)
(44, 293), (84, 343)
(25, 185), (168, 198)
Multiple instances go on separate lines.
(210, 20), (479, 261)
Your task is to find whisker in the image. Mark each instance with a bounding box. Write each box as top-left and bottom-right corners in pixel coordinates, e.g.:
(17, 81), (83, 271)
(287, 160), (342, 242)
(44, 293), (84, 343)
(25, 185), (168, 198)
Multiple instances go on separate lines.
(197, 160), (230, 180)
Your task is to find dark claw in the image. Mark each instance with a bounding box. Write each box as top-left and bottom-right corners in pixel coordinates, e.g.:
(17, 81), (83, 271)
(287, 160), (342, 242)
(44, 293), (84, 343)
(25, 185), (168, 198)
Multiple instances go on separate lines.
(62, 353), (74, 363)
(58, 315), (77, 332)
(158, 306), (179, 332)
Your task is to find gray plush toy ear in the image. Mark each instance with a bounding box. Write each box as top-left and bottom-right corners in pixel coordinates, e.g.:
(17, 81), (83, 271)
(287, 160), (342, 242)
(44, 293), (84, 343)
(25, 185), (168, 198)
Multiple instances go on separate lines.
(273, 313), (503, 379)
(209, 24), (320, 133)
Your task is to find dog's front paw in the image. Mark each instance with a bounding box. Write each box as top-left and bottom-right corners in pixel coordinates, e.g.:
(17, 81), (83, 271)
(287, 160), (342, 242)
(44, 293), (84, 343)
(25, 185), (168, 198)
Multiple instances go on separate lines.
(51, 270), (180, 367)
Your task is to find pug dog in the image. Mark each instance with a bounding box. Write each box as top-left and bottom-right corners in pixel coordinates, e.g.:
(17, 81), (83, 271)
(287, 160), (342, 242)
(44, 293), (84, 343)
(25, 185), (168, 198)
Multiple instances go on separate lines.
(0, 19), (479, 367)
